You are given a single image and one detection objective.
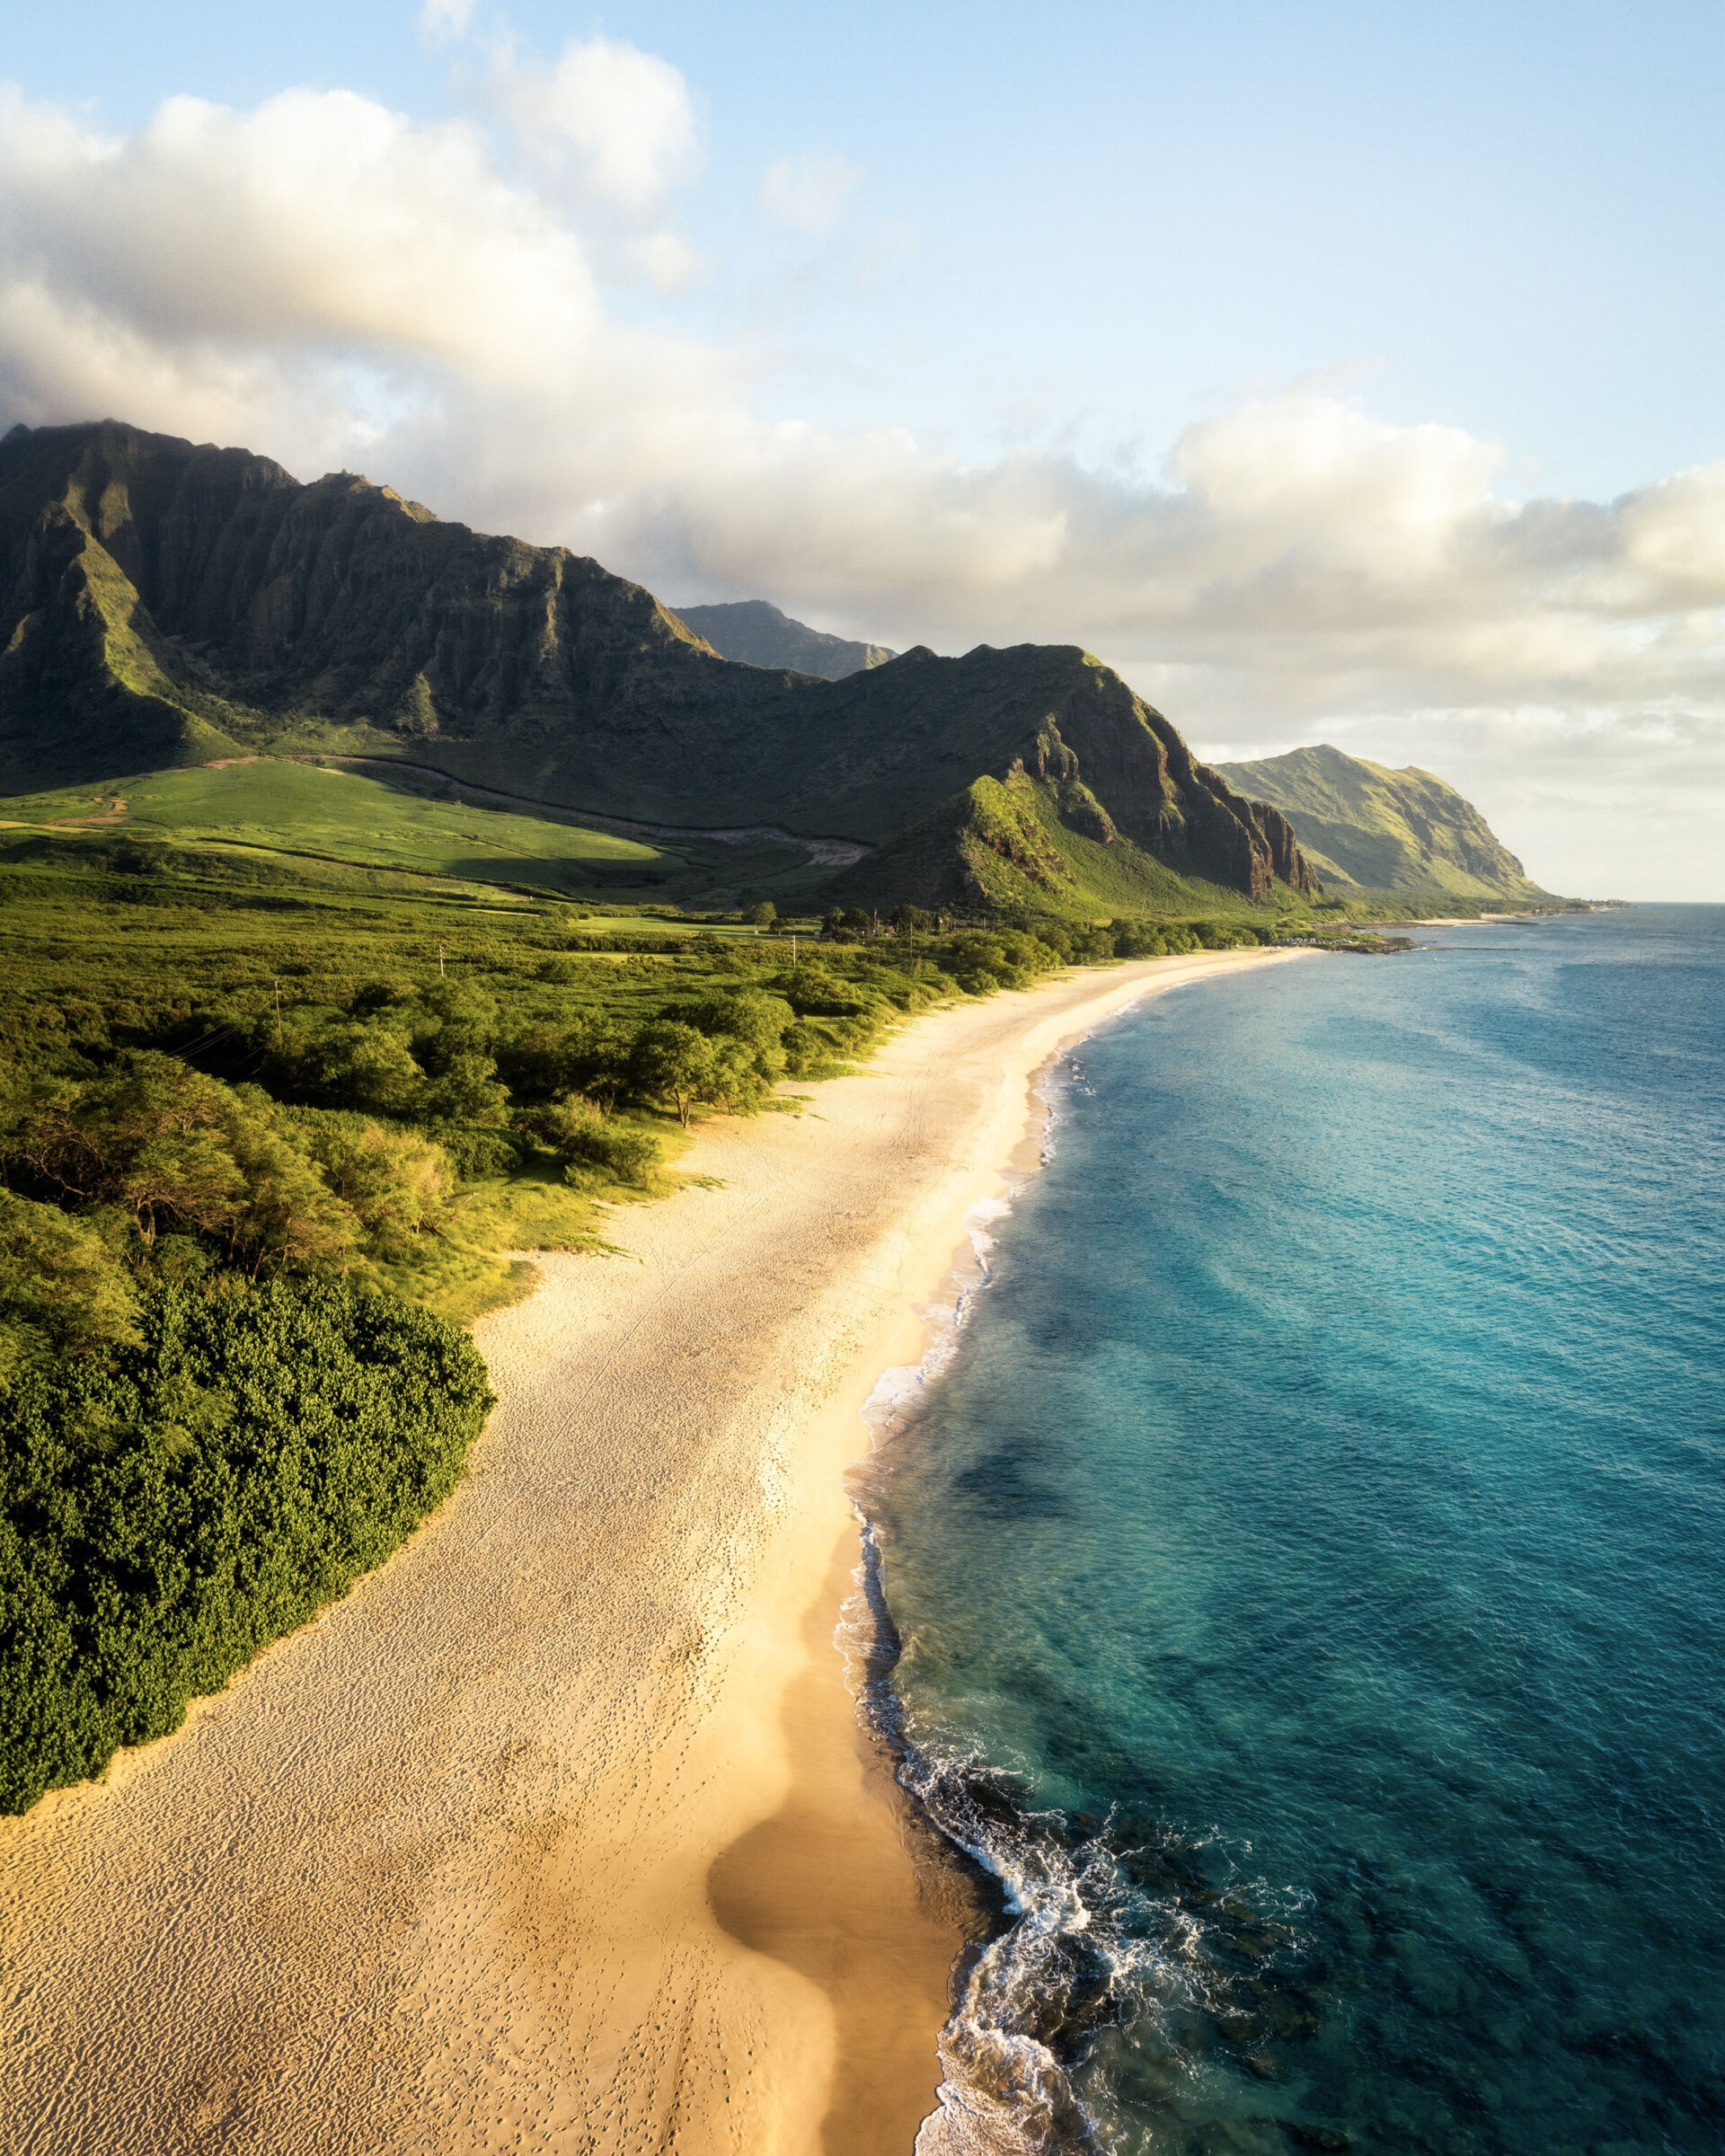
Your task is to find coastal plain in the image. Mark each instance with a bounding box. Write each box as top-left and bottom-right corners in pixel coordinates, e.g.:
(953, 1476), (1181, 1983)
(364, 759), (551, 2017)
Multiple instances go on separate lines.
(0, 947), (1302, 2156)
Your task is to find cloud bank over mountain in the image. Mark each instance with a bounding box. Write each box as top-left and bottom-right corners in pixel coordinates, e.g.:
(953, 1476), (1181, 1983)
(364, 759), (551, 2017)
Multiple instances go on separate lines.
(1, 43), (1721, 894)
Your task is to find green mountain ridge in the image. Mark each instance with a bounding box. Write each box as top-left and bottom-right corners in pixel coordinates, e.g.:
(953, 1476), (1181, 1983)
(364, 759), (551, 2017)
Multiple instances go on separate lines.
(0, 419), (1318, 917)
(1213, 744), (1553, 902)
(668, 599), (894, 679)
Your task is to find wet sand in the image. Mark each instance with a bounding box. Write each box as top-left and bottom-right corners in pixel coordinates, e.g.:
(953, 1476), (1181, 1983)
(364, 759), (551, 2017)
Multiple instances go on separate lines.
(0, 949), (1305, 2156)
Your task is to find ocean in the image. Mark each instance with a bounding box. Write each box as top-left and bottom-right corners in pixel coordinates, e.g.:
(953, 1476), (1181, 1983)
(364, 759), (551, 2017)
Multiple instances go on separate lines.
(855, 909), (1725, 2156)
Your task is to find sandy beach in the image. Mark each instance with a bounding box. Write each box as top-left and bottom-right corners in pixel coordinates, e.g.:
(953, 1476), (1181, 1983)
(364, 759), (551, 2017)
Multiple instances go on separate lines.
(0, 947), (1305, 2156)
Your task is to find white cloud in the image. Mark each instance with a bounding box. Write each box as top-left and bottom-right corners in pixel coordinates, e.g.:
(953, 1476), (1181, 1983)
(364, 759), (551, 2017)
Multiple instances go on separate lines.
(758, 150), (863, 236)
(418, 0), (475, 51)
(0, 76), (1721, 895)
(491, 37), (700, 216)
(0, 85), (601, 380)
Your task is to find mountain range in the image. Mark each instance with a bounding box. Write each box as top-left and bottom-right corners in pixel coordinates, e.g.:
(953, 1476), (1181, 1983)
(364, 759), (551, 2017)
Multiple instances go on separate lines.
(0, 420), (1322, 914)
(0, 420), (1550, 915)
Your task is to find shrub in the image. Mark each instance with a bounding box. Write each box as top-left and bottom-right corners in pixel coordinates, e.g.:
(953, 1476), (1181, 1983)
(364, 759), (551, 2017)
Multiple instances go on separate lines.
(529, 1097), (660, 1188)
(420, 1051), (510, 1127)
(496, 1017), (637, 1105)
(686, 987), (796, 1060)
(0, 1277), (493, 1814)
(296, 1118), (452, 1261)
(781, 1020), (837, 1078)
(282, 1020), (427, 1116)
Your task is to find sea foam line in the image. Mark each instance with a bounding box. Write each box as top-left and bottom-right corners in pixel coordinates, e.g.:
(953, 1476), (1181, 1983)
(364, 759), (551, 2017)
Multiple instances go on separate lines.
(836, 1035), (1316, 2156)
(836, 1058), (1118, 2155)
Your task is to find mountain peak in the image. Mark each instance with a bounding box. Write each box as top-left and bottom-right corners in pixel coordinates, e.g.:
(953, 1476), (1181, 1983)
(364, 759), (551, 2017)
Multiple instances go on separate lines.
(669, 597), (896, 680)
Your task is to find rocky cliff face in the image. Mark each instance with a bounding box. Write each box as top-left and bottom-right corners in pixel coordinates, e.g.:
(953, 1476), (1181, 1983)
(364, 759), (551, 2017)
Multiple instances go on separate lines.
(0, 420), (708, 757)
(0, 420), (1316, 907)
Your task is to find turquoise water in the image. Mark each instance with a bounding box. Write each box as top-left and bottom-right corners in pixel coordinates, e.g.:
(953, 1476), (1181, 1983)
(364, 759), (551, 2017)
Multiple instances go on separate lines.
(858, 910), (1725, 2155)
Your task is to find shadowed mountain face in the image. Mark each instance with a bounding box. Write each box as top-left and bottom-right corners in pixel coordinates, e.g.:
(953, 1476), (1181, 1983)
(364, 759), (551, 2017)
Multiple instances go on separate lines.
(1213, 744), (1550, 900)
(668, 600), (894, 679)
(0, 420), (1316, 908)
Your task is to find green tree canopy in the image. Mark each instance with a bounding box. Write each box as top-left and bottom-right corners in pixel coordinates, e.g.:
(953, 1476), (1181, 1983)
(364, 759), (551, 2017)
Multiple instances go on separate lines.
(629, 1021), (716, 1128)
(0, 1192), (140, 1388)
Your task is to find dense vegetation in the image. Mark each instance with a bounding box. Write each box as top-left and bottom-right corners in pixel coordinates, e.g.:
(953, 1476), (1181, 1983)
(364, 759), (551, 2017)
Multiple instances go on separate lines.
(1, 1278), (490, 1813)
(0, 822), (1300, 1812)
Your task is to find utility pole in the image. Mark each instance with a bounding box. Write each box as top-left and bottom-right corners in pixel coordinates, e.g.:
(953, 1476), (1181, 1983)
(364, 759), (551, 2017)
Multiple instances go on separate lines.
(438, 943), (446, 978)
(792, 933), (798, 968)
(273, 977), (282, 1046)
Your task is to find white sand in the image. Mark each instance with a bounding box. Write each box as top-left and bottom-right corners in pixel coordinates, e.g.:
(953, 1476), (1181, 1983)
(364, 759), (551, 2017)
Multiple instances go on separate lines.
(0, 949), (1306, 2156)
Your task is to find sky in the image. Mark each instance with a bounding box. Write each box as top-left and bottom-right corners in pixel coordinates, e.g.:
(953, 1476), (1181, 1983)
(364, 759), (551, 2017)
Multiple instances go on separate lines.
(3, 0), (1722, 897)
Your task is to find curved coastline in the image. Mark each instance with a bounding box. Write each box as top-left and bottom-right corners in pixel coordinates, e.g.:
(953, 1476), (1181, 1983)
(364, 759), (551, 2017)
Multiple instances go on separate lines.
(0, 948), (1305, 2156)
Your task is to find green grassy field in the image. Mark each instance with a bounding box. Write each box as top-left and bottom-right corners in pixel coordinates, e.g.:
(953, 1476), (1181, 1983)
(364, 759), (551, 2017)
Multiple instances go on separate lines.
(0, 758), (827, 908)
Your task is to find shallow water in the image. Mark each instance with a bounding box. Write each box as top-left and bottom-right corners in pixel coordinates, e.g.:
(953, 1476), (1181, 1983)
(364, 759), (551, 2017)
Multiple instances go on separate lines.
(858, 910), (1725, 2155)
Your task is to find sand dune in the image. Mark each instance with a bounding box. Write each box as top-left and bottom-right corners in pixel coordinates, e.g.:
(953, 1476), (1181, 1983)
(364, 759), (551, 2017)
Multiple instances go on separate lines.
(0, 949), (1304, 2156)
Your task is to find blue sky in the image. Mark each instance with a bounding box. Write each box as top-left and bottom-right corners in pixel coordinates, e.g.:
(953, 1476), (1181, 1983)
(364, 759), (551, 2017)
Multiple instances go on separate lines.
(4, 2), (1723, 893)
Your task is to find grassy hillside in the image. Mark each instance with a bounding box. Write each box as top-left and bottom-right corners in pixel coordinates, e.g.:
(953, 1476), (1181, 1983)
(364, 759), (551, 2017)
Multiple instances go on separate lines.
(1214, 744), (1555, 902)
(0, 758), (833, 908)
(2, 749), (1327, 930)
(827, 764), (1314, 922)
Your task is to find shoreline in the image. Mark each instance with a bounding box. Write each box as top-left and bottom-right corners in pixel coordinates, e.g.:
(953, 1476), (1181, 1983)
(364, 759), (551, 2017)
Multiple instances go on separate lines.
(0, 947), (1305, 2156)
(686, 946), (1313, 2152)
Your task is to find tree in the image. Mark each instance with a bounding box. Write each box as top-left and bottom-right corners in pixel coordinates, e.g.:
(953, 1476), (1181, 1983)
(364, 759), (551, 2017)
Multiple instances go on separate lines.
(302, 1120), (452, 1260)
(687, 989), (795, 1062)
(629, 1021), (716, 1127)
(0, 1191), (140, 1386)
(699, 1033), (772, 1116)
(420, 1052), (510, 1127)
(224, 1109), (362, 1279)
(303, 1022), (427, 1116)
(745, 901), (777, 929)
(12, 1055), (244, 1244)
(420, 981), (500, 1065)
(496, 1016), (635, 1106)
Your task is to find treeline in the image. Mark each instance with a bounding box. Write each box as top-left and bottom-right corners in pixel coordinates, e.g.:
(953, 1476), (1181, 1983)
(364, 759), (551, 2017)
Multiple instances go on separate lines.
(0, 899), (1282, 1391)
(819, 906), (1281, 965)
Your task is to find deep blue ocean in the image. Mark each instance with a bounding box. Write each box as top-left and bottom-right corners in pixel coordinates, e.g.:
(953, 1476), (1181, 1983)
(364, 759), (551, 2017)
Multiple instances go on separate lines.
(858, 909), (1725, 2156)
